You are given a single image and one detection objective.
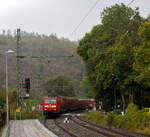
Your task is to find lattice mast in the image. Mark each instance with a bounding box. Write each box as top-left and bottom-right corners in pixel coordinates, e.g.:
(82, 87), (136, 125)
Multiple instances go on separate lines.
(16, 28), (23, 107)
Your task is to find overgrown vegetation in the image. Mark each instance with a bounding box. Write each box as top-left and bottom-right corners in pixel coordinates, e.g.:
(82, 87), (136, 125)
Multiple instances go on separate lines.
(84, 103), (150, 135)
(10, 100), (43, 120)
(0, 86), (42, 121)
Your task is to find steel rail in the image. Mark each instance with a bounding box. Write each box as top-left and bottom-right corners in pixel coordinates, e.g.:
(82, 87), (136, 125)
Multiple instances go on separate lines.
(44, 119), (59, 136)
(70, 117), (115, 137)
(54, 119), (77, 137)
(75, 116), (147, 137)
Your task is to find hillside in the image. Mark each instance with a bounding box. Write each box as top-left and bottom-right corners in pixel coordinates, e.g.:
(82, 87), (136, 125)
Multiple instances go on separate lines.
(0, 31), (85, 97)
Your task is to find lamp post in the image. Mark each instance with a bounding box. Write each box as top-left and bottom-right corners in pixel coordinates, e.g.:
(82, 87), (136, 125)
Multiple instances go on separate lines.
(5, 50), (14, 126)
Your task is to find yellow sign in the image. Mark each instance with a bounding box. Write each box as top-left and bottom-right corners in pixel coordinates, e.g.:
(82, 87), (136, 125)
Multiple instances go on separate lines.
(16, 108), (20, 113)
(145, 108), (150, 116)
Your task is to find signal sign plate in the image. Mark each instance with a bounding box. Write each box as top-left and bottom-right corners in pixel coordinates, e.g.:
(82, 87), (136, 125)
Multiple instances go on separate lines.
(16, 108), (20, 113)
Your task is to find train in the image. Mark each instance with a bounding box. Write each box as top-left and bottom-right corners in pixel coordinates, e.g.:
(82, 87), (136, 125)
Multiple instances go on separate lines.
(42, 96), (95, 116)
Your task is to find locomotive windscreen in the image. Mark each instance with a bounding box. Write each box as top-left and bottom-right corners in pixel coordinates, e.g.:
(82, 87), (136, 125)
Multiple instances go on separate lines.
(45, 98), (56, 104)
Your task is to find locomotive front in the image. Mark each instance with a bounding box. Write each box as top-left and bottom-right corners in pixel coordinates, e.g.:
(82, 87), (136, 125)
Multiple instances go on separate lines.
(42, 97), (58, 115)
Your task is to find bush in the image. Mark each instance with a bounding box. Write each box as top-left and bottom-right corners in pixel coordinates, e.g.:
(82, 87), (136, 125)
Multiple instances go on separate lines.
(113, 109), (122, 115)
(104, 113), (114, 126)
(84, 103), (150, 135)
(84, 111), (105, 124)
(10, 110), (42, 120)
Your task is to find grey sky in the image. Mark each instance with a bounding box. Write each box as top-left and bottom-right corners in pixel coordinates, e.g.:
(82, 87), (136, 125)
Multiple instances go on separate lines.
(0, 0), (149, 41)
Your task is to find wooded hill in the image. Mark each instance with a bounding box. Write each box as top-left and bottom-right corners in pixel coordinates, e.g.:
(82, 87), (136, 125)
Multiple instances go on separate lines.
(0, 32), (85, 97)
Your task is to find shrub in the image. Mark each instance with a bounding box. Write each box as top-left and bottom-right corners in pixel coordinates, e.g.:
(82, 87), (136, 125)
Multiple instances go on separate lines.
(104, 113), (114, 126)
(84, 103), (150, 135)
(113, 109), (122, 115)
(84, 111), (105, 124)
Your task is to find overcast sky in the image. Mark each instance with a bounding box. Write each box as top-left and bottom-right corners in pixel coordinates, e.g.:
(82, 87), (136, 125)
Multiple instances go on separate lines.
(0, 0), (149, 41)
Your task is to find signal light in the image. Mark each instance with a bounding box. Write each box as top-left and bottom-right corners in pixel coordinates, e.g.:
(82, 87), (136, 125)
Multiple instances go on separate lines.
(25, 78), (30, 93)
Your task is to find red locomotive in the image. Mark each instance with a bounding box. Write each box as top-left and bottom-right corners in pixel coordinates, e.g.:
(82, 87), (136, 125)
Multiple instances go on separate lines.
(42, 96), (95, 116)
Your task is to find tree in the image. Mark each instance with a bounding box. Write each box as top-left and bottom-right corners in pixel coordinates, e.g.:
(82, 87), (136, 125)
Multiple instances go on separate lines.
(0, 30), (85, 97)
(77, 3), (142, 111)
(133, 16), (150, 107)
(110, 35), (134, 112)
(134, 16), (150, 87)
(101, 4), (142, 45)
(44, 75), (76, 97)
(79, 76), (95, 98)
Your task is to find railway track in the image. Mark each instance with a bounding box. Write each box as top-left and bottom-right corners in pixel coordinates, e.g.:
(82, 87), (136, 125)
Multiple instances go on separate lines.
(43, 114), (150, 137)
(71, 116), (131, 137)
(70, 117), (116, 137)
(71, 116), (150, 137)
(44, 115), (102, 137)
(54, 118), (77, 137)
(44, 116), (77, 137)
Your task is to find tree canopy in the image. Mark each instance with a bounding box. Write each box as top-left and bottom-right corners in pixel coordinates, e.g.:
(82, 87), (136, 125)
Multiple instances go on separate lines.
(77, 3), (150, 111)
(44, 75), (76, 97)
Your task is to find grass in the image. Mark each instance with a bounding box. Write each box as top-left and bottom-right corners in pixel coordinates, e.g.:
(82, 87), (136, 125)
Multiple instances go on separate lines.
(10, 110), (43, 120)
(84, 103), (150, 135)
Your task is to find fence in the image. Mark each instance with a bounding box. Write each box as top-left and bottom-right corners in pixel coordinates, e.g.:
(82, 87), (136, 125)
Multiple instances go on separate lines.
(0, 112), (6, 132)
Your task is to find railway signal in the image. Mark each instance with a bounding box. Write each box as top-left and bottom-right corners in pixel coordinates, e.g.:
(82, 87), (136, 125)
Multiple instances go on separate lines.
(25, 78), (30, 93)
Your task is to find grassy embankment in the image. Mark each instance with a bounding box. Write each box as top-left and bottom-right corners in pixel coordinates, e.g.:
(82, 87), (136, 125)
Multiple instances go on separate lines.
(9, 99), (43, 120)
(84, 103), (150, 135)
(10, 110), (42, 120)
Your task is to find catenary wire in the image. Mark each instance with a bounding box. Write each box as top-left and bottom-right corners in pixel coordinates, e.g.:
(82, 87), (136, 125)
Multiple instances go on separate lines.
(127, 0), (136, 6)
(71, 0), (101, 36)
(71, 0), (135, 37)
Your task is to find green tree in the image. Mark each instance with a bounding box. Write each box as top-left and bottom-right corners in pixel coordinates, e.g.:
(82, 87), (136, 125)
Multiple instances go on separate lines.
(79, 76), (95, 98)
(134, 16), (150, 87)
(77, 3), (142, 111)
(44, 75), (76, 97)
(109, 35), (134, 112)
(133, 16), (150, 107)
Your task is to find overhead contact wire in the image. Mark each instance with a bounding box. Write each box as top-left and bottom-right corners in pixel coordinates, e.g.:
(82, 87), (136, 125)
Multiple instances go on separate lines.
(127, 0), (136, 6)
(71, 0), (100, 35)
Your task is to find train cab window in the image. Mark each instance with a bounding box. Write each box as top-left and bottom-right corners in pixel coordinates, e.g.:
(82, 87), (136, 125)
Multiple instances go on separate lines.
(45, 98), (56, 104)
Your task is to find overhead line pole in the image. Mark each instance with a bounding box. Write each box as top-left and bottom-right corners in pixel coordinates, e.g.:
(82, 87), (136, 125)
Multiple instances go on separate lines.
(16, 54), (74, 98)
(16, 29), (22, 107)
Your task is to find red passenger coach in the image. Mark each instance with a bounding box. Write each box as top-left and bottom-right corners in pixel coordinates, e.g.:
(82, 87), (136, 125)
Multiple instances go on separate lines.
(42, 96), (95, 116)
